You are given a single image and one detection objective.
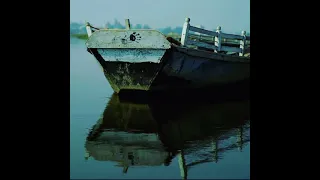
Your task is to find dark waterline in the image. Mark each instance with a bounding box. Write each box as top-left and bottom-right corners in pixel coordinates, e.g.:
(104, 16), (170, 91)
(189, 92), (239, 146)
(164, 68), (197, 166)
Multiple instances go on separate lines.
(70, 37), (250, 179)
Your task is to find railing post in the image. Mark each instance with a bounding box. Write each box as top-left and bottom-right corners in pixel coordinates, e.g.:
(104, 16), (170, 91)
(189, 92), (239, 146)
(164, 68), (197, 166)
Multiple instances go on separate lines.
(125, 19), (131, 29)
(181, 17), (190, 46)
(214, 26), (222, 52)
(86, 22), (92, 37)
(239, 30), (246, 56)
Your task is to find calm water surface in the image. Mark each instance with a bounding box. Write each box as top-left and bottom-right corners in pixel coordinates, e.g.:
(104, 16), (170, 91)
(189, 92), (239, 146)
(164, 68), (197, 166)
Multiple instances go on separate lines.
(70, 37), (250, 179)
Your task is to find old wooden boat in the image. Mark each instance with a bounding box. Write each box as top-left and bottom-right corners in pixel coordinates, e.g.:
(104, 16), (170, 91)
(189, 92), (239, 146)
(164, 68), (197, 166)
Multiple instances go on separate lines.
(85, 93), (250, 177)
(85, 18), (250, 94)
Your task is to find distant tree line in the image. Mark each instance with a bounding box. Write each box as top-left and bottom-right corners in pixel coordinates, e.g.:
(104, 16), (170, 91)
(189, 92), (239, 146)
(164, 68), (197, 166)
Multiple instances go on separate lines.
(70, 19), (249, 36)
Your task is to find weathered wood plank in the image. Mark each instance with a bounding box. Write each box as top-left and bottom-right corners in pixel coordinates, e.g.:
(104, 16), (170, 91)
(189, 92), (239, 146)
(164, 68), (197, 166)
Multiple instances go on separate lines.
(187, 36), (245, 48)
(189, 26), (218, 37)
(173, 44), (250, 63)
(181, 18), (190, 46)
(221, 33), (243, 40)
(221, 46), (242, 53)
(86, 30), (171, 49)
(194, 25), (201, 36)
(170, 33), (249, 43)
(186, 40), (218, 50)
(215, 26), (222, 52)
(239, 31), (246, 56)
(97, 48), (166, 63)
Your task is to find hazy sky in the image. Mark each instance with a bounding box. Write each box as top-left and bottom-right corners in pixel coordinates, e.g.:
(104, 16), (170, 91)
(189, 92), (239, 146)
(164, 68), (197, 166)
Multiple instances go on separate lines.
(70, 0), (250, 33)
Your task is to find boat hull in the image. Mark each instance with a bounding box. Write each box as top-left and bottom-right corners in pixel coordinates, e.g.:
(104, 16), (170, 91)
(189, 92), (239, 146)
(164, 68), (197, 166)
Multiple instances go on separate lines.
(86, 29), (250, 94)
(151, 46), (250, 91)
(89, 46), (249, 94)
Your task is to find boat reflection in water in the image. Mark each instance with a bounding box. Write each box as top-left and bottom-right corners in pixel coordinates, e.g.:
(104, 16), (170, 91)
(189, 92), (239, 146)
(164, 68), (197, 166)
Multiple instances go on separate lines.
(85, 93), (250, 179)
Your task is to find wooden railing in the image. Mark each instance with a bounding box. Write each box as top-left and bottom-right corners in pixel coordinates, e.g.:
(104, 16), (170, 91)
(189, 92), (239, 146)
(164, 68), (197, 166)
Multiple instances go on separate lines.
(180, 17), (250, 56)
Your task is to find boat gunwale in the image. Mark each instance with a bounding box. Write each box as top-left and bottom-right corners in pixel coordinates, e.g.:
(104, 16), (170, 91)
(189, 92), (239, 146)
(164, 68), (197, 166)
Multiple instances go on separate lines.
(171, 44), (250, 63)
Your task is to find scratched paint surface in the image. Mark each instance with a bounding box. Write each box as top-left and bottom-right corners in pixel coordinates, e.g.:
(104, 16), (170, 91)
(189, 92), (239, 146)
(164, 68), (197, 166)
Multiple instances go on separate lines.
(86, 30), (171, 49)
(97, 49), (166, 63)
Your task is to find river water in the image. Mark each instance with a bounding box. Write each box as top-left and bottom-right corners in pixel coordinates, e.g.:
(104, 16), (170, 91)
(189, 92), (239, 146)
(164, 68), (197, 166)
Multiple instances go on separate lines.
(70, 37), (250, 179)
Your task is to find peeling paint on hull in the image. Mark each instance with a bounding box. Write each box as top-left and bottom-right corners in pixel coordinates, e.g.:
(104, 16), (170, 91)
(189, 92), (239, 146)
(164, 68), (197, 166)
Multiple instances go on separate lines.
(97, 48), (166, 63)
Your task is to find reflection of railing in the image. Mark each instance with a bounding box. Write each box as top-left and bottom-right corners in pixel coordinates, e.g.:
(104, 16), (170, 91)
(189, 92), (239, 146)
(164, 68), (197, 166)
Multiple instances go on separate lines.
(177, 123), (250, 179)
(85, 93), (250, 179)
(184, 137), (249, 168)
(178, 150), (188, 180)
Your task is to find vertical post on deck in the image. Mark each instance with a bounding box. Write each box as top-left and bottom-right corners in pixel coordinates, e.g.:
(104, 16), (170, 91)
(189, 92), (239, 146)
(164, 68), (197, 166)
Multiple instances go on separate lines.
(239, 30), (246, 56)
(181, 17), (190, 46)
(86, 22), (92, 37)
(215, 26), (222, 52)
(125, 19), (131, 29)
